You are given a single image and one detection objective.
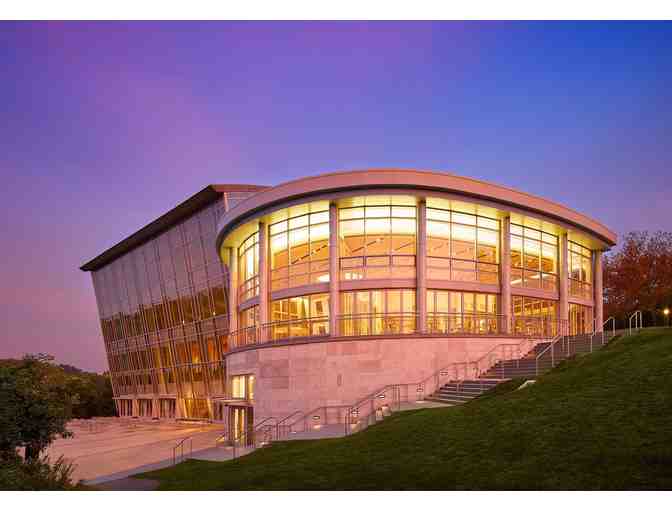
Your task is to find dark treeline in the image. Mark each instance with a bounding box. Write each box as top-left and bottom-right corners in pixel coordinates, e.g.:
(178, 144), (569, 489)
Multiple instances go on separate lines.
(0, 355), (116, 489)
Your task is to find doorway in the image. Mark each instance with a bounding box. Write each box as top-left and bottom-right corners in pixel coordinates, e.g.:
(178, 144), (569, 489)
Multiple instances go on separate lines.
(230, 406), (253, 444)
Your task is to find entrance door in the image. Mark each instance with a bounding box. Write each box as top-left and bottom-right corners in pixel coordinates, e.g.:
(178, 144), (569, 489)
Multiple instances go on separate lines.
(230, 406), (253, 444)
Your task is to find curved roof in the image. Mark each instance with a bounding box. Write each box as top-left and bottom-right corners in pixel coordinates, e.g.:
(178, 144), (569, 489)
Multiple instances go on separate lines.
(216, 169), (617, 248)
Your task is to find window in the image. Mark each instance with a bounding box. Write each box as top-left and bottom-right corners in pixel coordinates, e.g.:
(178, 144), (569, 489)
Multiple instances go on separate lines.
(270, 293), (330, 339)
(340, 289), (416, 335)
(511, 224), (558, 291)
(426, 290), (499, 334)
(568, 241), (593, 299)
(238, 232), (259, 301)
(569, 303), (593, 335)
(238, 305), (259, 329)
(427, 209), (499, 284)
(512, 296), (558, 337)
(183, 398), (210, 419)
(270, 210), (329, 291)
(231, 374), (255, 400)
(339, 205), (416, 280)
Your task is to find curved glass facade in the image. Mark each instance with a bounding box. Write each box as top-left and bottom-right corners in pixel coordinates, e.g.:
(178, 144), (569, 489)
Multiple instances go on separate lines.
(339, 204), (417, 281)
(427, 208), (499, 284)
(510, 223), (558, 291)
(84, 175), (609, 419)
(270, 209), (330, 290)
(238, 231), (259, 302)
(569, 241), (593, 300)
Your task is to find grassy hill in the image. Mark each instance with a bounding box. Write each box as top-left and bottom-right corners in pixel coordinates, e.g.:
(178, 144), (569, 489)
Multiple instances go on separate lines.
(138, 328), (672, 490)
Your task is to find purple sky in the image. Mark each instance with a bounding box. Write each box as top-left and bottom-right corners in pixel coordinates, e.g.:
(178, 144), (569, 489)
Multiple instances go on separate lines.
(1, 22), (670, 372)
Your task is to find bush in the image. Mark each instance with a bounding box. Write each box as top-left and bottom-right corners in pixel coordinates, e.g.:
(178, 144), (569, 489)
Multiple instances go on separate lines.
(0, 454), (76, 490)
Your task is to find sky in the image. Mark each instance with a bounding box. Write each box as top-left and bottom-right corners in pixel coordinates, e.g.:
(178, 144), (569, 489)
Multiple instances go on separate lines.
(0, 21), (670, 372)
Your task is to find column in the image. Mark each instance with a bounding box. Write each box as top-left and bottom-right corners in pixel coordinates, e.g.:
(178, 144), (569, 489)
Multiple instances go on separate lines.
(258, 222), (269, 329)
(329, 202), (340, 337)
(594, 250), (604, 332)
(500, 216), (512, 334)
(227, 247), (238, 333)
(417, 200), (427, 333)
(559, 233), (569, 335)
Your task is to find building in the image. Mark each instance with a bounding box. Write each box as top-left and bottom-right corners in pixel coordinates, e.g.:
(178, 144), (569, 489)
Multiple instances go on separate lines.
(80, 170), (616, 435)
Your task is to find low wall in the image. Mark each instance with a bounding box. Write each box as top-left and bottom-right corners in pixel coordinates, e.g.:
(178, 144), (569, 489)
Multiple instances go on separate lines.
(226, 335), (519, 420)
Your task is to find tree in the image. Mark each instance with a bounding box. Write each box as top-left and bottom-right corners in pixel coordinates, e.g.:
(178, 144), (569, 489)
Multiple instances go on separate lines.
(604, 231), (672, 325)
(0, 354), (73, 462)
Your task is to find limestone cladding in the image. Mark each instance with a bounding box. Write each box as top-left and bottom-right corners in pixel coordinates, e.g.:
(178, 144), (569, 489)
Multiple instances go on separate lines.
(226, 336), (513, 419)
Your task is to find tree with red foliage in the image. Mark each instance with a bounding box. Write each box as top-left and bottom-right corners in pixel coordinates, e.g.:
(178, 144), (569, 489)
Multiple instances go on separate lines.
(603, 231), (672, 326)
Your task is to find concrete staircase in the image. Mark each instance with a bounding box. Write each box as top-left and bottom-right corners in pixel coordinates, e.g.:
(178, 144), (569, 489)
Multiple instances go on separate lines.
(429, 331), (614, 405)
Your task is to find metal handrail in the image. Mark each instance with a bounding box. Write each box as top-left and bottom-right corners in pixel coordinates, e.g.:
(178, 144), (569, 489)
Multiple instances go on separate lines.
(232, 416), (279, 459)
(603, 317), (616, 343)
(628, 310), (642, 336)
(172, 436), (193, 465)
(535, 334), (564, 376)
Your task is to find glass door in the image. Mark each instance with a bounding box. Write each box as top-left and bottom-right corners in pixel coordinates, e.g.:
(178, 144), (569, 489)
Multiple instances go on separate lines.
(230, 406), (253, 444)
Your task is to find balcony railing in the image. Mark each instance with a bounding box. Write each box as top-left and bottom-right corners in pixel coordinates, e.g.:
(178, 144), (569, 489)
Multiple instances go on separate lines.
(225, 312), (567, 351)
(338, 313), (418, 337)
(426, 312), (506, 335)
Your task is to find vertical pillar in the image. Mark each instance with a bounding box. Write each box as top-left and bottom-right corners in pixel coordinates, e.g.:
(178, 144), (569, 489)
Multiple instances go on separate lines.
(329, 203), (340, 337)
(417, 200), (427, 333)
(559, 233), (569, 335)
(500, 217), (512, 334)
(227, 247), (238, 333)
(258, 222), (269, 329)
(594, 251), (604, 332)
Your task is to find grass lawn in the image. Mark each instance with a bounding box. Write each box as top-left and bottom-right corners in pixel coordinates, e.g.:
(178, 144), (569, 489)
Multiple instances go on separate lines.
(137, 328), (672, 490)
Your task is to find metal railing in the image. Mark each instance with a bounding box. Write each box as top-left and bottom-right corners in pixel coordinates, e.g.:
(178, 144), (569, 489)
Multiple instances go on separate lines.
(629, 310), (643, 336)
(338, 313), (418, 337)
(341, 335), (546, 435)
(603, 317), (616, 342)
(231, 417), (279, 459)
(224, 313), (573, 351)
(426, 313), (507, 336)
(535, 334), (564, 376)
(172, 436), (193, 465)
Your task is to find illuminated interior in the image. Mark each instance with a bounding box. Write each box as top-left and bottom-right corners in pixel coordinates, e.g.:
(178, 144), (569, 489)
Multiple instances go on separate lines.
(270, 208), (330, 291)
(510, 223), (558, 291)
(339, 203), (417, 281)
(340, 289), (416, 335)
(427, 207), (499, 284)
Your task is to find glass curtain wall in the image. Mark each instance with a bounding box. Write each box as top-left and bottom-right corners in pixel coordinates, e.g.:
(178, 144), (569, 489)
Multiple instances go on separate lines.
(510, 224), (558, 291)
(238, 231), (259, 302)
(339, 205), (416, 280)
(569, 303), (593, 335)
(270, 210), (329, 291)
(426, 209), (499, 284)
(270, 293), (330, 339)
(426, 290), (499, 334)
(568, 241), (593, 300)
(340, 289), (416, 335)
(95, 199), (232, 401)
(512, 296), (558, 337)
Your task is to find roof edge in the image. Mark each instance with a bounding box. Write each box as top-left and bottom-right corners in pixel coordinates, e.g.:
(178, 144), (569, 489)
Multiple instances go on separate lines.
(80, 184), (265, 272)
